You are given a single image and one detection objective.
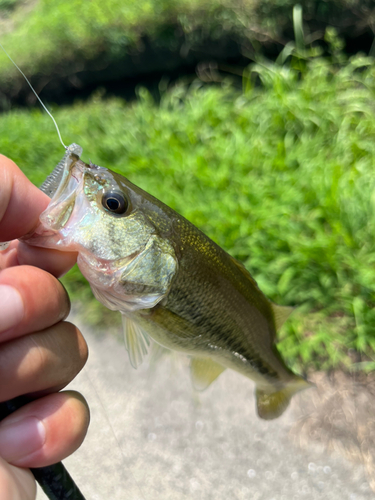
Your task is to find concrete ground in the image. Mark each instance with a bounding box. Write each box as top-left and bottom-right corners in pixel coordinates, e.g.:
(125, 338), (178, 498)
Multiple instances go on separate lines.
(36, 315), (374, 500)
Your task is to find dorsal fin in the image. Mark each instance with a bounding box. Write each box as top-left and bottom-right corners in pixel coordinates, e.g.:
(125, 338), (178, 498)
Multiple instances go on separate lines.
(190, 357), (226, 391)
(229, 256), (259, 287)
(270, 303), (294, 331)
(121, 314), (150, 368)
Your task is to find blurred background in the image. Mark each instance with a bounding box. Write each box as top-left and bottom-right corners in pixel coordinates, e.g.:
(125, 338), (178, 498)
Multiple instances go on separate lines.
(1, 1), (375, 498)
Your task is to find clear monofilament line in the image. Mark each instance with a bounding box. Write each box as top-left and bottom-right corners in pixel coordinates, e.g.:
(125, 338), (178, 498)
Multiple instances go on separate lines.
(0, 41), (67, 149)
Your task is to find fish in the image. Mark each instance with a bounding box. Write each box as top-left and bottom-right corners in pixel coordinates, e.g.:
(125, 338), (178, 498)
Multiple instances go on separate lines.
(25, 144), (311, 420)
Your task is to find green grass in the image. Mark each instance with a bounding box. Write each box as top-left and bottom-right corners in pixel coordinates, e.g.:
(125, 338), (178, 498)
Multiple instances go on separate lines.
(0, 0), (371, 91)
(1, 50), (375, 373)
(0, 0), (20, 11)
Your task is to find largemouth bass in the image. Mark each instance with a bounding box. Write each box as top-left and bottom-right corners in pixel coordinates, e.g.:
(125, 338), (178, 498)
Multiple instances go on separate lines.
(25, 144), (310, 420)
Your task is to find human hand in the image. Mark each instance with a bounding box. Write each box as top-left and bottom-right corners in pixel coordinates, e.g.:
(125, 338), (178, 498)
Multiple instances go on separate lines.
(0, 155), (89, 500)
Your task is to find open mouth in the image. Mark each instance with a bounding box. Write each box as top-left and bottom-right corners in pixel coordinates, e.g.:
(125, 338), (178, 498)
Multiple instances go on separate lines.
(22, 148), (89, 246)
(40, 170), (81, 231)
(23, 145), (116, 250)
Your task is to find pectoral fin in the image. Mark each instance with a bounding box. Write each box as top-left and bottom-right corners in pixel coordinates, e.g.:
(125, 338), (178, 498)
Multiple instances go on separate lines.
(256, 376), (312, 420)
(122, 314), (151, 368)
(190, 357), (226, 391)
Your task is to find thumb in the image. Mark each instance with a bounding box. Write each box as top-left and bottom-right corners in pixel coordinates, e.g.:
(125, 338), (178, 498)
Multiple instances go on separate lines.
(0, 455), (36, 500)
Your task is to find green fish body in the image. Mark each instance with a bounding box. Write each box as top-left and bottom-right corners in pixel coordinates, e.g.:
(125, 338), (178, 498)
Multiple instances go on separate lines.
(26, 146), (310, 419)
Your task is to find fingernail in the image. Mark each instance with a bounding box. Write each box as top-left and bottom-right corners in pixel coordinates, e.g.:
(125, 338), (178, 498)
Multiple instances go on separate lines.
(0, 417), (46, 463)
(0, 285), (24, 333)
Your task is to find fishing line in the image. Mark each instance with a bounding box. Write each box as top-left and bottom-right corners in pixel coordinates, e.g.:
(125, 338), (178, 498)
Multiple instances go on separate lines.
(0, 41), (67, 149)
(1, 42), (143, 497)
(82, 367), (147, 500)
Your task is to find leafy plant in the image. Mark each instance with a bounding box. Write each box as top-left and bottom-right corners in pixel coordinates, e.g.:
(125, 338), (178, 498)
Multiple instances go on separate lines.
(2, 41), (375, 372)
(0, 0), (372, 99)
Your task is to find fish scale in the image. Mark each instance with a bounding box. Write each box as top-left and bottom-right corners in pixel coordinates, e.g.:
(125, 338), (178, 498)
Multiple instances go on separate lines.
(24, 145), (311, 421)
(1, 142), (312, 499)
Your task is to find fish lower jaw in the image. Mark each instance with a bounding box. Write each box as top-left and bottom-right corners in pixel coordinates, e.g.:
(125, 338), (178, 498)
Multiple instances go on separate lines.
(21, 226), (63, 248)
(76, 251), (168, 313)
(77, 249), (140, 276)
(77, 253), (123, 287)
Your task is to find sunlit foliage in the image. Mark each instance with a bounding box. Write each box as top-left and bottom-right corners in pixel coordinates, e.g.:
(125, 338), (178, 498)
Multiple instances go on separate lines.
(1, 43), (375, 372)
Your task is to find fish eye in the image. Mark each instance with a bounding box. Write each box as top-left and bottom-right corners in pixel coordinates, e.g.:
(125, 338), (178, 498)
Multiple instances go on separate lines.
(102, 191), (128, 215)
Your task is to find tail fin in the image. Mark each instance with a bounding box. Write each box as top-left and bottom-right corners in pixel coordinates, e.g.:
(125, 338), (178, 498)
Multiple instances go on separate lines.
(256, 376), (312, 420)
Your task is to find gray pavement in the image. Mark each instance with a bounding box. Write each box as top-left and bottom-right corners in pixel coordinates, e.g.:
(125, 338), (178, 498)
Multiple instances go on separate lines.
(36, 315), (374, 500)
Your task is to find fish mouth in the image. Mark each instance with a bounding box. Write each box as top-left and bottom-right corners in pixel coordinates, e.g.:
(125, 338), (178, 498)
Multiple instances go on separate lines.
(23, 148), (116, 251)
(22, 149), (90, 246)
(40, 157), (90, 235)
(43, 151), (110, 232)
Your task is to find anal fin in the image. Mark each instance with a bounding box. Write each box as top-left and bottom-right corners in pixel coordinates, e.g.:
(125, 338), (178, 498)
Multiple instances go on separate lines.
(190, 357), (226, 391)
(122, 314), (150, 369)
(256, 376), (312, 420)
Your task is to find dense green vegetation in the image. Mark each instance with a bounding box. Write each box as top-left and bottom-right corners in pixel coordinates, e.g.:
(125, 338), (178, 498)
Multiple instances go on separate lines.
(1, 37), (375, 373)
(0, 0), (372, 100)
